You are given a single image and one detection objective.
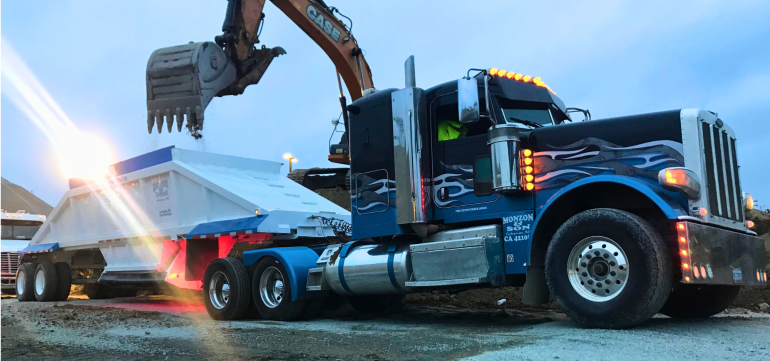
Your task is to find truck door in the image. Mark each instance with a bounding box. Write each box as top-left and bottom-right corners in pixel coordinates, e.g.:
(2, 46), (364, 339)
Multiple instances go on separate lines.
(429, 92), (500, 214)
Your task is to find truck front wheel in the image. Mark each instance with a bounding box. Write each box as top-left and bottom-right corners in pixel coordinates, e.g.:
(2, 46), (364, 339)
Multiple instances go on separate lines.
(545, 208), (672, 329)
(659, 284), (740, 318)
(252, 257), (305, 321)
(203, 257), (251, 320)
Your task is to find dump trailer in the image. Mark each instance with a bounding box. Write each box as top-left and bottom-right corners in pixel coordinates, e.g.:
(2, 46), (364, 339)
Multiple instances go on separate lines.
(17, 146), (350, 308)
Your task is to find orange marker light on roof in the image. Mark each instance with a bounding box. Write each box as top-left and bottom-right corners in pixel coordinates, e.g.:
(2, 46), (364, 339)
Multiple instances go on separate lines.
(522, 75), (532, 82)
(489, 68), (498, 75)
(532, 77), (542, 84)
(506, 72), (514, 79)
(523, 149), (532, 157)
(498, 70), (507, 77)
(514, 74), (523, 81)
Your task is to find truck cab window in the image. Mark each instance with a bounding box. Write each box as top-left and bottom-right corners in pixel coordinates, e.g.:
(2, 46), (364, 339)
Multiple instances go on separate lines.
(496, 98), (556, 129)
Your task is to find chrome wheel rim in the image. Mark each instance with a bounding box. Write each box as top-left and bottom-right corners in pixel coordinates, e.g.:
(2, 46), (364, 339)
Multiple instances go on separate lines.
(35, 269), (46, 295)
(567, 236), (629, 302)
(17, 270), (26, 295)
(260, 266), (284, 308)
(208, 271), (230, 310)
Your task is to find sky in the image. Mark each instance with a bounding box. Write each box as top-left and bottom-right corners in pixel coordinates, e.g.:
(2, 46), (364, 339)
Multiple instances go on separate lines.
(1, 0), (769, 210)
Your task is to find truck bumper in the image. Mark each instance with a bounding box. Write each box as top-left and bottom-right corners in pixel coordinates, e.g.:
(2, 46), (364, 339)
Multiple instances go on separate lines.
(1, 275), (16, 290)
(678, 221), (767, 286)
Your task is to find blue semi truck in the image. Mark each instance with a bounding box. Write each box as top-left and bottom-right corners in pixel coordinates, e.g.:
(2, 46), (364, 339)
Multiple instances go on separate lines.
(209, 59), (765, 328)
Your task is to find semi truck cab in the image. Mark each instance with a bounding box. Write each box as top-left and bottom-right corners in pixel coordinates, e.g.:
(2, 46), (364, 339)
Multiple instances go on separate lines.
(305, 57), (766, 328)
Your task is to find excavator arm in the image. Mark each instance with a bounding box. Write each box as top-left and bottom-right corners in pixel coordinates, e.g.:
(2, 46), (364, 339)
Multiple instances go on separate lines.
(146, 0), (374, 138)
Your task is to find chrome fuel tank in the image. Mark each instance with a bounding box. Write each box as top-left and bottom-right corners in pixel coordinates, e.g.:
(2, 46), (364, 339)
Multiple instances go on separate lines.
(324, 242), (412, 295)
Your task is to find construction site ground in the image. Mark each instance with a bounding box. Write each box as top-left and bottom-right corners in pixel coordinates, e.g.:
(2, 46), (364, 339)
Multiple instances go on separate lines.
(3, 285), (770, 361)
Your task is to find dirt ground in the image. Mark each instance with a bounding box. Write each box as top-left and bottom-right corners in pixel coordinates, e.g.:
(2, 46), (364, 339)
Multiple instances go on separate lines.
(4, 293), (770, 361)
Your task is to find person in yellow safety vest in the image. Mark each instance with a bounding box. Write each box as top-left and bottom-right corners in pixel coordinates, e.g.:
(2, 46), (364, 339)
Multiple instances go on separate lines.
(437, 120), (468, 141)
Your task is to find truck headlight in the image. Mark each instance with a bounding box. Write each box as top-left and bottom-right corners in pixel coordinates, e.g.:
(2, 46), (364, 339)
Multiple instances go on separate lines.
(658, 167), (701, 199)
(745, 193), (754, 210)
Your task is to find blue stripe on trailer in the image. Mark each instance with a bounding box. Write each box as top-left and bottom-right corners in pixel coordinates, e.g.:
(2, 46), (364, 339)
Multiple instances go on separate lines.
(20, 242), (59, 255)
(186, 215), (268, 239)
(386, 243), (406, 293)
(110, 145), (176, 176)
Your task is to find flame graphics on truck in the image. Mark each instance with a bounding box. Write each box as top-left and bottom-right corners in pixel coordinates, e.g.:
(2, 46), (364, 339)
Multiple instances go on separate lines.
(534, 138), (684, 189)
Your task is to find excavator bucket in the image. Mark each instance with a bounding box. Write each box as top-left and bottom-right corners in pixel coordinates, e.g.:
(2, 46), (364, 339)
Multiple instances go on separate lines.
(146, 42), (235, 135)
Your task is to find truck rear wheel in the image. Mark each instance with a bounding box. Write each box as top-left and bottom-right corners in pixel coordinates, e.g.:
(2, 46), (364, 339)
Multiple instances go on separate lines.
(15, 263), (36, 302)
(348, 294), (405, 315)
(34, 262), (59, 302)
(659, 285), (741, 318)
(252, 257), (305, 321)
(54, 262), (72, 301)
(203, 257), (251, 320)
(545, 208), (672, 329)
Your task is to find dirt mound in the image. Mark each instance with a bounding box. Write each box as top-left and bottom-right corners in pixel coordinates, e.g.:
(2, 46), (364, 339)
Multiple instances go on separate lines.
(314, 187), (351, 211)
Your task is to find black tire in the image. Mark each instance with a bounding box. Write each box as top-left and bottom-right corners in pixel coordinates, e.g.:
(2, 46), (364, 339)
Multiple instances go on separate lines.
(202, 257), (251, 321)
(660, 285), (741, 318)
(545, 208), (672, 329)
(348, 294), (405, 315)
(15, 263), (36, 302)
(34, 262), (59, 302)
(252, 257), (305, 321)
(297, 298), (325, 320)
(54, 262), (72, 301)
(84, 283), (112, 299)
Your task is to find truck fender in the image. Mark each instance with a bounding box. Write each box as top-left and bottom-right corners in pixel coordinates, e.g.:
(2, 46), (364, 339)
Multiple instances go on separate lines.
(532, 175), (688, 235)
(242, 247), (322, 301)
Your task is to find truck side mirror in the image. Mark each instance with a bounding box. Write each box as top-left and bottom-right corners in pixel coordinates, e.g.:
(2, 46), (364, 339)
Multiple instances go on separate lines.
(458, 77), (480, 124)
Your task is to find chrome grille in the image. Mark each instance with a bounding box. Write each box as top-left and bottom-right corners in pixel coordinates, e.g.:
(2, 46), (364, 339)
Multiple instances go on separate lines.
(1, 252), (20, 275)
(700, 121), (743, 222)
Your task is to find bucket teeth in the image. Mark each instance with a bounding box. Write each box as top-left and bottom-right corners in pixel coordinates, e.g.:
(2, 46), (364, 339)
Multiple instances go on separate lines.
(165, 109), (173, 133)
(147, 111), (154, 134)
(176, 108), (184, 132)
(155, 110), (163, 133)
(195, 106), (204, 131)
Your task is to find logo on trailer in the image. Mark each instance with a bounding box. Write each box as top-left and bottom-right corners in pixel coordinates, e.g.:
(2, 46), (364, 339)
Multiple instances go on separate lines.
(153, 179), (169, 201)
(306, 5), (341, 43)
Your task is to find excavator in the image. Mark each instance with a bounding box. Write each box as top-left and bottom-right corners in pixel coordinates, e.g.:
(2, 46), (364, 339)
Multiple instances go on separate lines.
(145, 0), (371, 189)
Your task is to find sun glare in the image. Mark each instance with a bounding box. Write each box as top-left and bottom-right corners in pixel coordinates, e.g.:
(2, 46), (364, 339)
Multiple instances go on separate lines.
(2, 38), (116, 180)
(57, 132), (115, 179)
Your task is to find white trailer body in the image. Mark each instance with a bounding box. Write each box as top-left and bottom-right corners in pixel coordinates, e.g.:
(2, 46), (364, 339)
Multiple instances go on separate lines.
(25, 146), (349, 284)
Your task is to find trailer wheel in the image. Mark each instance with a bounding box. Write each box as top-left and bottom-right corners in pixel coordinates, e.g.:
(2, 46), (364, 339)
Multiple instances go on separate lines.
(660, 285), (741, 318)
(545, 208), (672, 329)
(348, 294), (405, 315)
(54, 262), (72, 301)
(34, 262), (59, 302)
(252, 257), (305, 321)
(203, 257), (251, 321)
(15, 263), (36, 302)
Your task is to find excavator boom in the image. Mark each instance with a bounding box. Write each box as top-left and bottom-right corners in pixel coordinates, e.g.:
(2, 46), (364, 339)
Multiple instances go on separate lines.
(146, 0), (373, 138)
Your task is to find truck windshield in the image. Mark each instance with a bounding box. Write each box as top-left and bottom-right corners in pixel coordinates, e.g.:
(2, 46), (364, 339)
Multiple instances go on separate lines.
(1, 222), (42, 240)
(501, 108), (554, 128)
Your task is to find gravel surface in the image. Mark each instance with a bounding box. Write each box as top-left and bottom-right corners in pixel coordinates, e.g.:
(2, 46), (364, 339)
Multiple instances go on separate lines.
(3, 294), (770, 360)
